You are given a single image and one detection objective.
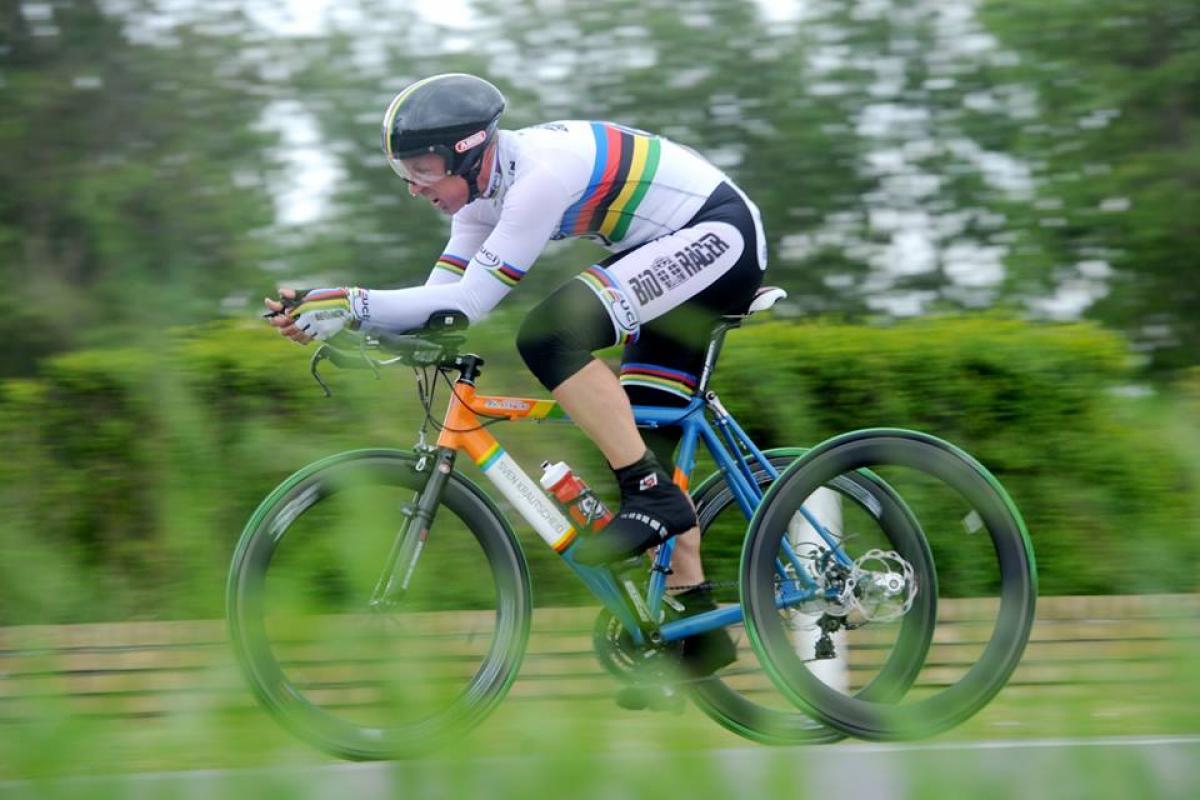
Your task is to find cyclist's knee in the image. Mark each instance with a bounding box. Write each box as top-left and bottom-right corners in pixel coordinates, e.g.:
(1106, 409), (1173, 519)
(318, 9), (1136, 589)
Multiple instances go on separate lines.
(517, 279), (618, 390)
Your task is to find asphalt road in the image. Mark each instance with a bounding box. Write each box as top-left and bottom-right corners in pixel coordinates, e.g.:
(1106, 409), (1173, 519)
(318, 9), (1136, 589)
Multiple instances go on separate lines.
(3, 735), (1198, 799)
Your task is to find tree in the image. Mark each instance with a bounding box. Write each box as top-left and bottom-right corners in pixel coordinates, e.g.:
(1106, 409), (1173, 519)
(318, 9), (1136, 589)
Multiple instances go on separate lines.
(0, 0), (281, 374)
(982, 0), (1200, 370)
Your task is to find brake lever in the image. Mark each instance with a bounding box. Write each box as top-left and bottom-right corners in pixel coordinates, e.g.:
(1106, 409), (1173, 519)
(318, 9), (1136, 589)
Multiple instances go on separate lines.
(309, 346), (333, 397)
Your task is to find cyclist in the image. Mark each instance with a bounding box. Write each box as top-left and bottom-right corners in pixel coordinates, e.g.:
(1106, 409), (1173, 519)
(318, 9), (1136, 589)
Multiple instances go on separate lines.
(266, 73), (766, 678)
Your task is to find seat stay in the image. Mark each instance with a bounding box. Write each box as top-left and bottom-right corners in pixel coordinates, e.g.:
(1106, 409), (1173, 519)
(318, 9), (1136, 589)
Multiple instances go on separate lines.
(707, 399), (854, 568)
(718, 409), (782, 483)
(713, 413), (759, 494)
(698, 421), (763, 519)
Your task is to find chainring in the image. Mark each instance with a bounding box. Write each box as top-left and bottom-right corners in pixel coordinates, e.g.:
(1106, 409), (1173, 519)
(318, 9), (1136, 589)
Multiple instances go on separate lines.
(591, 609), (681, 685)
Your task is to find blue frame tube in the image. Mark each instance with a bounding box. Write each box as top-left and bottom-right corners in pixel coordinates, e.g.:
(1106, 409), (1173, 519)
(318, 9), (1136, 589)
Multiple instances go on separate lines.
(658, 582), (832, 641)
(722, 411), (780, 481)
(633, 402), (778, 619)
(647, 537), (677, 620)
(637, 404), (706, 619)
(713, 414), (755, 489)
(719, 411), (851, 568)
(571, 398), (850, 644)
(697, 423), (761, 518)
(559, 546), (646, 646)
(660, 603), (745, 641)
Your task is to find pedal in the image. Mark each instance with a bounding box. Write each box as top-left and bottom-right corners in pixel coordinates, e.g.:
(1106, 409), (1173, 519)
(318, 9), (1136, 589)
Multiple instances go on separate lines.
(662, 593), (685, 613)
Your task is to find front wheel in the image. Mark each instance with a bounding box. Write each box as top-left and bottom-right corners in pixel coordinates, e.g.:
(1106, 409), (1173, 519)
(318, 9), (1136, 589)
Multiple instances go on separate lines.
(227, 449), (531, 760)
(741, 430), (1037, 741)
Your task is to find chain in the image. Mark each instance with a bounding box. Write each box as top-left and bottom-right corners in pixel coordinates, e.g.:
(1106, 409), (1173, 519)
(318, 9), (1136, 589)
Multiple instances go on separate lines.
(664, 579), (740, 593)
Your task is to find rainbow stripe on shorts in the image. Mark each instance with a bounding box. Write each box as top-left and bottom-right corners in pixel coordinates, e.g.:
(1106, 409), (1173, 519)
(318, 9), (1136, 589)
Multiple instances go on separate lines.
(619, 363), (699, 401)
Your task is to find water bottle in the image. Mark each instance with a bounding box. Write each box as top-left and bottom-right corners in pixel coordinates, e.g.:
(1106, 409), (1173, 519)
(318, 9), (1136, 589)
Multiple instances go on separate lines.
(539, 460), (614, 533)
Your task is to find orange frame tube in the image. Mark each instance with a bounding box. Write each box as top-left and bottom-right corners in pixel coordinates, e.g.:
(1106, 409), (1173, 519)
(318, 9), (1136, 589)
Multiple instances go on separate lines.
(436, 383), (578, 554)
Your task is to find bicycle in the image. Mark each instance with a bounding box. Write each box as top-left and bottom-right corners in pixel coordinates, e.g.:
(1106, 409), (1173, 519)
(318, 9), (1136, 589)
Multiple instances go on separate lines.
(228, 287), (1037, 759)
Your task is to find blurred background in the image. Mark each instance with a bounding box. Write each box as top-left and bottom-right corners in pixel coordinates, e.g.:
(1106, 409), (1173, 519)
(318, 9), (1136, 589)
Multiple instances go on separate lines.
(1, 0), (1197, 796)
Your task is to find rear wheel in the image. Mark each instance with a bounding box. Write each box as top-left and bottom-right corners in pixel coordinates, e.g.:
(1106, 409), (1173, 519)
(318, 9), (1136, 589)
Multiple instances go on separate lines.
(741, 431), (1036, 740)
(227, 450), (531, 760)
(686, 450), (936, 744)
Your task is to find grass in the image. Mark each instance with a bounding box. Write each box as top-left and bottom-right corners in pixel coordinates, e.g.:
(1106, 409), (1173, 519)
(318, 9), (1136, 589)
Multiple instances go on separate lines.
(2, 689), (1198, 799)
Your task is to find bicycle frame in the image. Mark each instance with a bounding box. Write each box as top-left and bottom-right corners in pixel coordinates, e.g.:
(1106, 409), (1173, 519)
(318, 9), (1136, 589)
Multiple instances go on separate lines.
(419, 372), (851, 649)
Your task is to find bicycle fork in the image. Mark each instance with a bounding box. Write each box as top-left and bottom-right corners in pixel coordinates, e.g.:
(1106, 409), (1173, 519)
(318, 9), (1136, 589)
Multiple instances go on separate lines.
(368, 447), (456, 609)
(363, 445), (646, 647)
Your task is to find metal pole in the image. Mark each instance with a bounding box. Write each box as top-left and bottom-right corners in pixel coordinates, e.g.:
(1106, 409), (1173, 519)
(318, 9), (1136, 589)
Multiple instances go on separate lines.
(787, 487), (849, 692)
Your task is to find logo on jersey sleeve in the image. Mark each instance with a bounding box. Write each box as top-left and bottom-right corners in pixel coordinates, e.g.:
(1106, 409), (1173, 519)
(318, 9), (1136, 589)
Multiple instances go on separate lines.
(474, 246), (527, 288)
(477, 247), (501, 268)
(575, 266), (640, 345)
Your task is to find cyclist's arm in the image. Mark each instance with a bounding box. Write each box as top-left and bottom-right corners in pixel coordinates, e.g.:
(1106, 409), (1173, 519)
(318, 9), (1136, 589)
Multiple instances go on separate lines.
(424, 213), (491, 286)
(357, 173), (574, 330)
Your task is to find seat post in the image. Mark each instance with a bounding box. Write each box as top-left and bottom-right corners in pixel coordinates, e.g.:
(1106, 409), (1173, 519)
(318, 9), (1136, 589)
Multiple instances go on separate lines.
(693, 287), (785, 396)
(696, 318), (741, 395)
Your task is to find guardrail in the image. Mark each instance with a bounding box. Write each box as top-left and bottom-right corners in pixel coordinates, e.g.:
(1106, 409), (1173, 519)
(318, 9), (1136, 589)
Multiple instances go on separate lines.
(2, 595), (1197, 721)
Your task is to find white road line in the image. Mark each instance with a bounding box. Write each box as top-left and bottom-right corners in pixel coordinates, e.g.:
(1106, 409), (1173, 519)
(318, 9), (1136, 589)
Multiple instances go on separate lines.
(786, 733), (1200, 755)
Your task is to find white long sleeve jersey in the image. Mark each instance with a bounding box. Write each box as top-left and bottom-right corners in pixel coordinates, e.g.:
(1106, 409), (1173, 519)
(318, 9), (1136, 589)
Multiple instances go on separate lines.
(354, 121), (740, 331)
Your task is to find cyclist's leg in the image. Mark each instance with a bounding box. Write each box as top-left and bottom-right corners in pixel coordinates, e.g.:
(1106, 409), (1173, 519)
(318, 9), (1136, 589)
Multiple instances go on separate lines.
(516, 286), (695, 565)
(611, 182), (765, 569)
(618, 330), (707, 588)
(618, 307), (763, 676)
(552, 359), (645, 469)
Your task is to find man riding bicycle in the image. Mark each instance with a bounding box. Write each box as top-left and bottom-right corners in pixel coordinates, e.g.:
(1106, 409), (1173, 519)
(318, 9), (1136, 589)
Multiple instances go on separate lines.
(266, 73), (766, 680)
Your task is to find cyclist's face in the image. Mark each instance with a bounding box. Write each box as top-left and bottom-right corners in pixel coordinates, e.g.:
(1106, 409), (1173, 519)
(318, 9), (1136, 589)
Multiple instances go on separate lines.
(397, 153), (468, 215)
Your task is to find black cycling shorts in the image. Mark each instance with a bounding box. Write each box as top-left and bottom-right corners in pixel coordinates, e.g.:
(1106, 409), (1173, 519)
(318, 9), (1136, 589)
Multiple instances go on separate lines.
(517, 181), (765, 462)
(603, 182), (764, 407)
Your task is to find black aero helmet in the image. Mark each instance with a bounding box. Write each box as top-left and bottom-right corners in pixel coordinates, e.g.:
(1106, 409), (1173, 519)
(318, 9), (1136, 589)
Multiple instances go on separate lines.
(381, 73), (505, 196)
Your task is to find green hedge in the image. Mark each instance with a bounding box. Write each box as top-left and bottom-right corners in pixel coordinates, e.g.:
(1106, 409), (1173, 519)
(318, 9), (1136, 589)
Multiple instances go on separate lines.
(713, 317), (1199, 596)
(0, 316), (605, 623)
(1, 315), (1196, 624)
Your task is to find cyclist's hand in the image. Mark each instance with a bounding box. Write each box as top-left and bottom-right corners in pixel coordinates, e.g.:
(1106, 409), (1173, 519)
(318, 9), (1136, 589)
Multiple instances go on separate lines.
(265, 288), (361, 344)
